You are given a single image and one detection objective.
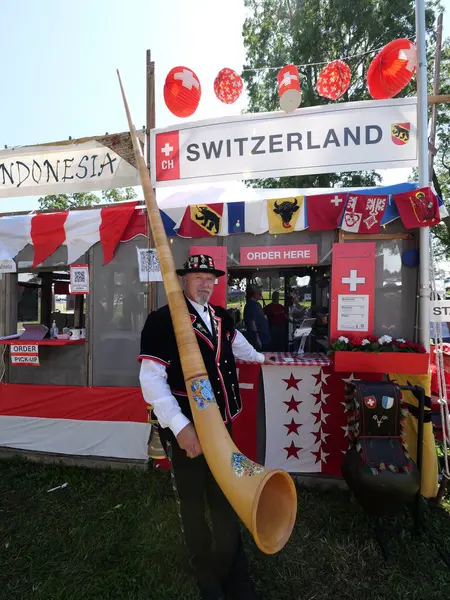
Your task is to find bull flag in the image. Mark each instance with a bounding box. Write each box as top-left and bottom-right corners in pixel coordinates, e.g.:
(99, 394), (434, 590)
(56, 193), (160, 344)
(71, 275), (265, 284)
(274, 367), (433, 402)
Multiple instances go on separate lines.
(394, 187), (440, 229)
(307, 193), (346, 231)
(267, 196), (306, 234)
(177, 203), (224, 238)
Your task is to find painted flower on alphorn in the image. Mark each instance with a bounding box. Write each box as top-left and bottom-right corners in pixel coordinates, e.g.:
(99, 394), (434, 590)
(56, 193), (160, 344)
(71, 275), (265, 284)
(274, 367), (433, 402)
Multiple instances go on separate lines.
(231, 452), (264, 477)
(191, 378), (216, 410)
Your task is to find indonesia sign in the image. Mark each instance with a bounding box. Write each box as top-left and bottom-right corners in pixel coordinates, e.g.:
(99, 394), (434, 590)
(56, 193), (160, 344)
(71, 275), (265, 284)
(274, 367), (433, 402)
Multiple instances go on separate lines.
(0, 131), (142, 198)
(150, 98), (417, 187)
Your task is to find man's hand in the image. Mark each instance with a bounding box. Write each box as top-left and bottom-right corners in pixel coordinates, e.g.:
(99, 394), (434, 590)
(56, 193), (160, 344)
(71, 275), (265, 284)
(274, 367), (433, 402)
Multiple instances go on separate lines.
(176, 423), (202, 458)
(263, 353), (277, 365)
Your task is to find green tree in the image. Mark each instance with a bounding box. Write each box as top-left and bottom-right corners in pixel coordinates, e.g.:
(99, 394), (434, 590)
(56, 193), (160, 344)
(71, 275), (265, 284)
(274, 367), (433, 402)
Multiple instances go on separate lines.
(38, 187), (137, 211)
(430, 40), (450, 259)
(241, 0), (440, 189)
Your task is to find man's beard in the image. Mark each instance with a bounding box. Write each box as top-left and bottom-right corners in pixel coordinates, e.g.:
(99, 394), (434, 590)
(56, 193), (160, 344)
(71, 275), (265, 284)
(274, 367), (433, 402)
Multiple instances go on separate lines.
(194, 290), (212, 305)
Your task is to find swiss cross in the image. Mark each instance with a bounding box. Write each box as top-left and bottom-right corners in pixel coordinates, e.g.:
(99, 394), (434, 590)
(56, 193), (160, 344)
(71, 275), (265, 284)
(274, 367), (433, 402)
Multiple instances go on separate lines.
(280, 72), (298, 88)
(161, 143), (173, 157)
(341, 269), (366, 291)
(399, 46), (416, 72)
(174, 69), (200, 90)
(331, 195), (343, 207)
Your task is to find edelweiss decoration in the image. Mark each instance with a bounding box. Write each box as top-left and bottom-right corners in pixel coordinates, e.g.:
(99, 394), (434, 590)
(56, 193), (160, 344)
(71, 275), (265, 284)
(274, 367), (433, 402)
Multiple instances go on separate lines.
(231, 452), (264, 477)
(191, 378), (216, 410)
(214, 68), (243, 104)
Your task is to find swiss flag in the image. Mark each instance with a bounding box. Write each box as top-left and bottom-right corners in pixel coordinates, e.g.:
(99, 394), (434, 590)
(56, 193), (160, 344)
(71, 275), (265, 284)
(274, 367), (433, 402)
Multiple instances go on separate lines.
(394, 187), (440, 229)
(307, 193), (346, 231)
(155, 131), (180, 182)
(341, 193), (388, 234)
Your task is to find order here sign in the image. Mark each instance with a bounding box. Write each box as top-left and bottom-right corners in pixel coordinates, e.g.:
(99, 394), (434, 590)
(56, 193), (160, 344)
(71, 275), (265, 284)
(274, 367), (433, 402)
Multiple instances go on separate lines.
(10, 344), (40, 366)
(240, 245), (318, 266)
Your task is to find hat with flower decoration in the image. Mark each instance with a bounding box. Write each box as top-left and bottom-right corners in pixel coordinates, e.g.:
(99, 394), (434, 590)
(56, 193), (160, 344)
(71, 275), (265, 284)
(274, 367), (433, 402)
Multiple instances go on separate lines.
(176, 254), (225, 277)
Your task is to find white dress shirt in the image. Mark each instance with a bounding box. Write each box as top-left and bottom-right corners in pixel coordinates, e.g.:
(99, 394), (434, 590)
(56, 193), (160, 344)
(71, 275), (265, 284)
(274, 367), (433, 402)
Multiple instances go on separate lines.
(139, 301), (265, 437)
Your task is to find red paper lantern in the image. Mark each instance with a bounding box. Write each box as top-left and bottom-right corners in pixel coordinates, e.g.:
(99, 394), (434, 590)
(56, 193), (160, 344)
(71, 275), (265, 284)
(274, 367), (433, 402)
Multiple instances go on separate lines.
(164, 66), (201, 118)
(316, 60), (351, 100)
(367, 39), (417, 99)
(277, 64), (302, 113)
(214, 68), (243, 104)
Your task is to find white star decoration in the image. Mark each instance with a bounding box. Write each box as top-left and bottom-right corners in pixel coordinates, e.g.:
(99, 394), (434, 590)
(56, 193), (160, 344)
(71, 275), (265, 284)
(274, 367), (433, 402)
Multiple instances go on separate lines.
(341, 374), (361, 385)
(399, 45), (417, 72)
(321, 371), (330, 386)
(320, 449), (329, 464)
(319, 389), (331, 405)
(320, 431), (330, 443)
(341, 424), (351, 438)
(321, 411), (330, 425)
(341, 401), (350, 412)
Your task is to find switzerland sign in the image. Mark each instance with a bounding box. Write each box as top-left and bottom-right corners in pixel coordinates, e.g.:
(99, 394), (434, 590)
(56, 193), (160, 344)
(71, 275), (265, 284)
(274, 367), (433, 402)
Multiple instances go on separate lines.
(150, 98), (417, 187)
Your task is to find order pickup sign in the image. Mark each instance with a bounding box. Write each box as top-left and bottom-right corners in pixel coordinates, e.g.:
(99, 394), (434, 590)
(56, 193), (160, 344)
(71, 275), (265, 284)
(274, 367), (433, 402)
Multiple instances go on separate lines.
(240, 245), (318, 267)
(10, 344), (40, 366)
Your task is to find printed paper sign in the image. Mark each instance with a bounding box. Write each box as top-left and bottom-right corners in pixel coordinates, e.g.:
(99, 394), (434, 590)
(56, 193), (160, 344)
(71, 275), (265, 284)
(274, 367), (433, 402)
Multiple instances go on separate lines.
(430, 300), (450, 322)
(240, 245), (318, 266)
(0, 259), (16, 273)
(337, 295), (369, 332)
(150, 98), (417, 187)
(10, 344), (39, 366)
(330, 242), (375, 338)
(70, 264), (89, 294)
(137, 248), (163, 282)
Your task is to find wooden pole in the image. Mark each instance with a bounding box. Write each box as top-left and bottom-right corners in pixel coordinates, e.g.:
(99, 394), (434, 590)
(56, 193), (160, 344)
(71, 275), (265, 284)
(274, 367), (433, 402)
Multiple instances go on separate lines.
(427, 94), (450, 105)
(428, 14), (443, 180)
(146, 50), (157, 313)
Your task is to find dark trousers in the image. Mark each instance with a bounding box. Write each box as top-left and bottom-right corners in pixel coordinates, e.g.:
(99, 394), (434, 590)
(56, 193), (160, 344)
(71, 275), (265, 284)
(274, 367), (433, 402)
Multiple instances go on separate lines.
(160, 427), (250, 594)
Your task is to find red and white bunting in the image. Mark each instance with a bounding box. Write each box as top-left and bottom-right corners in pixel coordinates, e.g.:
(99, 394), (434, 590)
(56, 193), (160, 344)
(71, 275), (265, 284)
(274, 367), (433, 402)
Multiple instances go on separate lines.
(0, 201), (138, 266)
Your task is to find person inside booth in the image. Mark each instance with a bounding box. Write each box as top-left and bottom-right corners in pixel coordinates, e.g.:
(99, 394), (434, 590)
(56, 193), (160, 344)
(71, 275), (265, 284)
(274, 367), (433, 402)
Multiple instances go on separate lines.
(263, 291), (287, 351)
(244, 285), (269, 351)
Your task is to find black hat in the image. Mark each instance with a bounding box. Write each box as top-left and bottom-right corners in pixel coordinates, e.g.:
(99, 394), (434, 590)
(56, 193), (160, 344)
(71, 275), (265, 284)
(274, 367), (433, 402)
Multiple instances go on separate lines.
(176, 254), (225, 277)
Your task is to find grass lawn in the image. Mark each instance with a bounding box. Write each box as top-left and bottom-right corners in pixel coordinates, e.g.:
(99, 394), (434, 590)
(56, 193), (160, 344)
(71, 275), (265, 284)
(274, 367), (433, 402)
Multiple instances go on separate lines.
(0, 458), (450, 600)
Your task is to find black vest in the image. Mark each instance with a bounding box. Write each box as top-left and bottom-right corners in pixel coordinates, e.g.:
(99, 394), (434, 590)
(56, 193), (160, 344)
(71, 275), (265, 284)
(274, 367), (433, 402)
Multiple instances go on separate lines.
(140, 299), (242, 425)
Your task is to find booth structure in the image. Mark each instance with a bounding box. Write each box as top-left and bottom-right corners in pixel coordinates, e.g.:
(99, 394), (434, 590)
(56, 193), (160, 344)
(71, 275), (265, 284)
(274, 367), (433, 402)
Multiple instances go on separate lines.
(0, 179), (440, 497)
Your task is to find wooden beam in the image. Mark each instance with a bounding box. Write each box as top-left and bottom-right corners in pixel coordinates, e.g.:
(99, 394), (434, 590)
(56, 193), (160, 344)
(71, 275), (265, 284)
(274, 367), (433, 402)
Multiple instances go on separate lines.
(340, 232), (413, 241)
(428, 94), (450, 105)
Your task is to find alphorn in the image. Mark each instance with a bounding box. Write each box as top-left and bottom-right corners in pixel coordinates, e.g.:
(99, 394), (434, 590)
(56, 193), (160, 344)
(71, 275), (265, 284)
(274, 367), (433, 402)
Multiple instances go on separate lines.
(116, 70), (297, 554)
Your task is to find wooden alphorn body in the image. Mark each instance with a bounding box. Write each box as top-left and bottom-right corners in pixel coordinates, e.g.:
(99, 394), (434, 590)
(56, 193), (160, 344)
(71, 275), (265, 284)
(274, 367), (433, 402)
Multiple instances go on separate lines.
(117, 71), (297, 554)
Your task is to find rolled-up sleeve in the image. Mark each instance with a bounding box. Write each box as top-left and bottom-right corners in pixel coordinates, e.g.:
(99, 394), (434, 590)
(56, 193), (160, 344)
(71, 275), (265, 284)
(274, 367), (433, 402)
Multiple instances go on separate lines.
(232, 330), (265, 363)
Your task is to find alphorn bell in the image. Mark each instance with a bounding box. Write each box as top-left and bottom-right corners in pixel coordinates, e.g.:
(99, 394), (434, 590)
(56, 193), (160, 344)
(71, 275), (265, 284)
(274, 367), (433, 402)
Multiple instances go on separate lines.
(116, 70), (297, 554)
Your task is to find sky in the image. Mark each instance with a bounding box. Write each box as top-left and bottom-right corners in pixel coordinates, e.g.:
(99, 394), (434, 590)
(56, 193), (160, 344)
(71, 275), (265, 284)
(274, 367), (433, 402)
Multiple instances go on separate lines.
(0, 0), (449, 213)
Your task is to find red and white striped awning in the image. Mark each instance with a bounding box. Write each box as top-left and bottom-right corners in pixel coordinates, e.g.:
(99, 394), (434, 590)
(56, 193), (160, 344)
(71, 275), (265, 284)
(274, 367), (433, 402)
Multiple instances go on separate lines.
(0, 200), (144, 266)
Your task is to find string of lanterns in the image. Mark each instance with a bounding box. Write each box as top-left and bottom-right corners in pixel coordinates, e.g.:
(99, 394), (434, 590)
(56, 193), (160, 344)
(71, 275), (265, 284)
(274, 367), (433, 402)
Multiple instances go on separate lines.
(163, 38), (417, 118)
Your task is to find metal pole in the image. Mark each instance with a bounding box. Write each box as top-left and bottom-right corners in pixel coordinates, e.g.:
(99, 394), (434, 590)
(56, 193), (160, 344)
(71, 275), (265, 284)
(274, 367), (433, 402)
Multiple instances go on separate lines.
(146, 49), (157, 313)
(415, 0), (430, 351)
